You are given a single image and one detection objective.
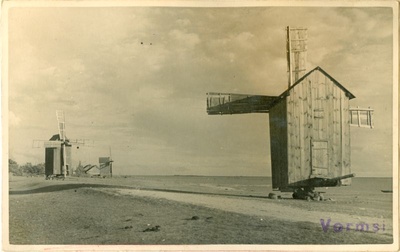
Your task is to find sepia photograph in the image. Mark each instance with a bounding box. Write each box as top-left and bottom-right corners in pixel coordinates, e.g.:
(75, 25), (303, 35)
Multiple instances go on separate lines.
(2, 0), (398, 251)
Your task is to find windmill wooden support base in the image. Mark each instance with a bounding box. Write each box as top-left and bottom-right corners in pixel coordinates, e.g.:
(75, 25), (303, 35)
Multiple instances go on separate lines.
(45, 174), (65, 180)
(292, 188), (323, 201)
(279, 173), (354, 201)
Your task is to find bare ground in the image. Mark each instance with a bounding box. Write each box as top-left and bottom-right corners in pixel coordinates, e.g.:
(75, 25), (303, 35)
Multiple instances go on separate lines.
(7, 176), (394, 245)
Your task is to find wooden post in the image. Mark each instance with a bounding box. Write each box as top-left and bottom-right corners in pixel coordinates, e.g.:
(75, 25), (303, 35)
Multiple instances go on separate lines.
(109, 147), (113, 178)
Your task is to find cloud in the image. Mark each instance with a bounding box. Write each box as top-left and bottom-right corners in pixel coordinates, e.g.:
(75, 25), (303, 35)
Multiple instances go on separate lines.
(7, 6), (394, 177)
(168, 29), (201, 56)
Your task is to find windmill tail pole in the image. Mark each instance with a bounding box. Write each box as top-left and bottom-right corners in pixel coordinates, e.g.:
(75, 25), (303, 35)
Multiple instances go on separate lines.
(327, 173), (355, 185)
(109, 146), (113, 178)
(330, 173), (355, 181)
(306, 173), (356, 187)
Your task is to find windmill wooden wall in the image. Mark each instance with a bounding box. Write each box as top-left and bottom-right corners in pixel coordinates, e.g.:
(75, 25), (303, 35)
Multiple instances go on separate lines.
(269, 99), (288, 189)
(65, 146), (72, 175)
(45, 147), (60, 176)
(269, 67), (353, 190)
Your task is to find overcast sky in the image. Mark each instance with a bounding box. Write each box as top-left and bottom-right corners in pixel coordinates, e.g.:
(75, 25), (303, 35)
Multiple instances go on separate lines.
(7, 5), (394, 177)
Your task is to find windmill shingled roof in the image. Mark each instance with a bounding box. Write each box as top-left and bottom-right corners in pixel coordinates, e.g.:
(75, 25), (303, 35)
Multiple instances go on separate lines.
(49, 134), (61, 141)
(49, 134), (70, 142)
(277, 66), (356, 100)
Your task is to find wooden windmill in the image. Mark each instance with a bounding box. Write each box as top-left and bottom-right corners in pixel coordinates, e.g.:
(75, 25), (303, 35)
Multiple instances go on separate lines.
(206, 27), (373, 200)
(33, 110), (93, 179)
(99, 147), (114, 178)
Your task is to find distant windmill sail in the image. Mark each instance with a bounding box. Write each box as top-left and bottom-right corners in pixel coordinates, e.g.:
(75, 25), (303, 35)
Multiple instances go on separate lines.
(287, 26), (307, 87)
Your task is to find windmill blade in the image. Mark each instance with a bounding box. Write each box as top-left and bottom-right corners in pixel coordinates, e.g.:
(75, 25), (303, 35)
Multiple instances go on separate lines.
(43, 141), (62, 148)
(287, 26), (308, 86)
(206, 92), (278, 115)
(68, 139), (95, 147)
(56, 110), (66, 141)
(33, 140), (62, 148)
(56, 110), (67, 176)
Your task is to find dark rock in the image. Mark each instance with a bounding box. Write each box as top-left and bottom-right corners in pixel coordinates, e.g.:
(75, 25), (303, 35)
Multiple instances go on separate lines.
(143, 225), (160, 232)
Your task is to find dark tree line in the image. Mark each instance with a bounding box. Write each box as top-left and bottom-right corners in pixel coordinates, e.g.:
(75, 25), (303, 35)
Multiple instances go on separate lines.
(9, 159), (45, 176)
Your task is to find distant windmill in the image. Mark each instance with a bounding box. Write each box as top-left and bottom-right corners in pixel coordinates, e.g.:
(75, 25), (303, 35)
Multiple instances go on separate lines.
(99, 147), (114, 178)
(33, 110), (93, 179)
(206, 26), (374, 200)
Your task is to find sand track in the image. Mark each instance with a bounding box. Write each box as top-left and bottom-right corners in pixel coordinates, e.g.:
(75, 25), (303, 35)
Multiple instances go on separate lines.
(103, 188), (393, 236)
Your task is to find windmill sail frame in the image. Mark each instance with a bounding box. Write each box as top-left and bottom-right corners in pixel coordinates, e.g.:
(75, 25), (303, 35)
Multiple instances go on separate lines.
(287, 26), (307, 88)
(207, 92), (278, 115)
